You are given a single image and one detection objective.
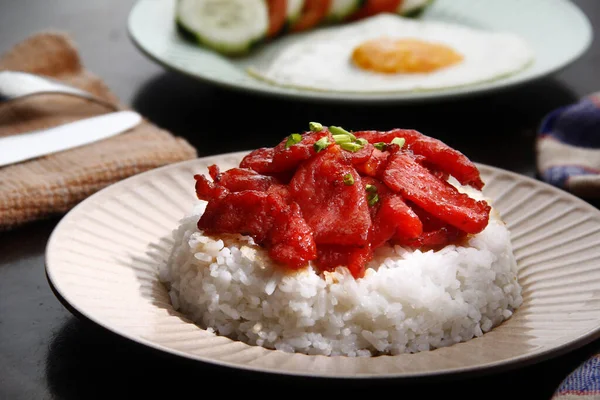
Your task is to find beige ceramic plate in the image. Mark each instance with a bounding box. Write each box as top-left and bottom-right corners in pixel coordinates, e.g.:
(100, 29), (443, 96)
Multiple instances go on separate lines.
(46, 151), (600, 378)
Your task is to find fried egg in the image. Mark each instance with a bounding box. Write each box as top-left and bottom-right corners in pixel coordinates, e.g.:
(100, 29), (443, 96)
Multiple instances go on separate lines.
(246, 14), (534, 93)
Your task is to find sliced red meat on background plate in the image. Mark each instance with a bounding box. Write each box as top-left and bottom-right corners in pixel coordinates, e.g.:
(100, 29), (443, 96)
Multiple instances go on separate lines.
(349, 0), (403, 20)
(290, 0), (332, 32)
(266, 0), (288, 37)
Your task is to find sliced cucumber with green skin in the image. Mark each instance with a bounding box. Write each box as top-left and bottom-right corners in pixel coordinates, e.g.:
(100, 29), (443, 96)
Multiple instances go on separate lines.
(397, 0), (435, 18)
(286, 0), (305, 24)
(176, 0), (269, 56)
(326, 0), (365, 22)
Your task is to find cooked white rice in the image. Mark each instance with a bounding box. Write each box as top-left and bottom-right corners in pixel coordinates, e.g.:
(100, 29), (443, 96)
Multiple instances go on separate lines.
(160, 191), (522, 357)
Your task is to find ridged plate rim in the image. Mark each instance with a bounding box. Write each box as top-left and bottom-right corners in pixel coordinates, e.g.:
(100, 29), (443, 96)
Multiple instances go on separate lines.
(45, 151), (600, 379)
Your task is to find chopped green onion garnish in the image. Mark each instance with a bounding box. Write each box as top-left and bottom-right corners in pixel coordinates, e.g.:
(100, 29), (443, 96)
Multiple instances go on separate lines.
(343, 173), (354, 186)
(333, 134), (352, 144)
(391, 137), (406, 148)
(313, 137), (330, 152)
(374, 142), (386, 151)
(309, 122), (323, 132)
(340, 142), (362, 152)
(285, 133), (302, 149)
(329, 126), (356, 140)
(356, 138), (368, 146)
(365, 184), (377, 193)
(367, 193), (380, 206)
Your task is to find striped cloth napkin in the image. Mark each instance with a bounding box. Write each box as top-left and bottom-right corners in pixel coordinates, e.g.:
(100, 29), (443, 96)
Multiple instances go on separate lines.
(536, 92), (600, 199)
(537, 93), (600, 399)
(552, 355), (600, 399)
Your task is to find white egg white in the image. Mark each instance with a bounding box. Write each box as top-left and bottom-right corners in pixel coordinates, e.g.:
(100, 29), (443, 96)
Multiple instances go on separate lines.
(246, 14), (534, 93)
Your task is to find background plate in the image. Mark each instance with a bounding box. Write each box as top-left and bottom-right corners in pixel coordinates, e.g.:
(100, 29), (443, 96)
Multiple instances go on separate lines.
(46, 152), (600, 378)
(127, 0), (592, 103)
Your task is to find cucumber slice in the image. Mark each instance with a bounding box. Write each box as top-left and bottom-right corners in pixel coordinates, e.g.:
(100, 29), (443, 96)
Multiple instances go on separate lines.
(286, 0), (305, 24)
(397, 0), (434, 18)
(326, 0), (365, 22)
(176, 0), (269, 56)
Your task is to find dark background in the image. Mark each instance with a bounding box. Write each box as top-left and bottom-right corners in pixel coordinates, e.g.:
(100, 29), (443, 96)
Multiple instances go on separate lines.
(1, 1), (599, 399)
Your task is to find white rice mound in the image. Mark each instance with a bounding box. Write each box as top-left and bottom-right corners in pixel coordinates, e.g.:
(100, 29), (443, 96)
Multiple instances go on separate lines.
(160, 189), (522, 357)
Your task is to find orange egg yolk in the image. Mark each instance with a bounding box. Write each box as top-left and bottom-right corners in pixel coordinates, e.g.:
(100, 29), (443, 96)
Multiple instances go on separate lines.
(351, 37), (464, 74)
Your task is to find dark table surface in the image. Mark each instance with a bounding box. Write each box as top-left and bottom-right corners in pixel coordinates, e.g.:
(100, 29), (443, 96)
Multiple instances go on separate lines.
(1, 1), (599, 399)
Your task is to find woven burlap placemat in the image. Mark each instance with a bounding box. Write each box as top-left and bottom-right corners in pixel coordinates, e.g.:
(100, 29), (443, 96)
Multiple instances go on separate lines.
(0, 32), (198, 231)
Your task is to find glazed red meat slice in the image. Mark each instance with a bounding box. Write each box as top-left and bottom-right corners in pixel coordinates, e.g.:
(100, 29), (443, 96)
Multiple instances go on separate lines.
(355, 129), (484, 190)
(408, 202), (451, 232)
(270, 129), (335, 173)
(198, 191), (316, 267)
(289, 146), (371, 246)
(381, 152), (491, 234)
(239, 147), (275, 175)
(266, 183), (292, 203)
(392, 203), (467, 248)
(211, 167), (279, 193)
(194, 174), (227, 202)
(208, 164), (220, 181)
(409, 138), (484, 190)
(315, 244), (373, 279)
(354, 148), (390, 177)
(198, 190), (277, 242)
(383, 195), (423, 243)
(343, 142), (374, 165)
(195, 166), (278, 200)
(267, 202), (317, 268)
(354, 128), (421, 145)
(404, 226), (467, 249)
(363, 177), (422, 248)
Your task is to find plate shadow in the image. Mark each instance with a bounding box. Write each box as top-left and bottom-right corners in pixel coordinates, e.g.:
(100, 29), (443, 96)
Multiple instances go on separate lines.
(131, 71), (579, 179)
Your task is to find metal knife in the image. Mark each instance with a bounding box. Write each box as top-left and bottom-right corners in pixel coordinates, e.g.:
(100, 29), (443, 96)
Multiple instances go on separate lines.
(0, 111), (142, 167)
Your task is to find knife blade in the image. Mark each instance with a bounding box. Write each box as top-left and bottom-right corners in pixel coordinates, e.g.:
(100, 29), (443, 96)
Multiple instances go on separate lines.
(0, 111), (142, 167)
